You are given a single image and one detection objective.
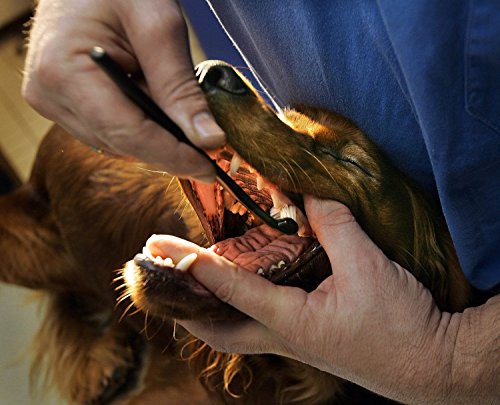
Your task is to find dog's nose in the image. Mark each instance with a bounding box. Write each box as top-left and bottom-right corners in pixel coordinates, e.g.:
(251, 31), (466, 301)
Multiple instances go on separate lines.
(200, 64), (249, 95)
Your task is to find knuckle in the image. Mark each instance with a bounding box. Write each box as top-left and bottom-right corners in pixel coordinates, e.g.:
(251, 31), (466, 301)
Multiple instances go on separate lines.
(158, 75), (204, 108)
(21, 80), (43, 110)
(317, 201), (356, 229)
(213, 278), (237, 304)
(21, 79), (57, 120)
(23, 56), (66, 114)
(99, 125), (137, 153)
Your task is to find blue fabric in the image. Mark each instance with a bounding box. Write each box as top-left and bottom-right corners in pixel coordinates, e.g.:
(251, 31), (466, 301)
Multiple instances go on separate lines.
(187, 1), (500, 291)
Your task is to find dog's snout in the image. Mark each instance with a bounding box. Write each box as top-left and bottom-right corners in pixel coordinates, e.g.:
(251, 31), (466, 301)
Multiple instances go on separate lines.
(200, 64), (248, 95)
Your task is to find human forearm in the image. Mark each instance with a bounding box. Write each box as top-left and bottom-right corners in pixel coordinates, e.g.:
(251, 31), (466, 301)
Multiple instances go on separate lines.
(441, 295), (500, 404)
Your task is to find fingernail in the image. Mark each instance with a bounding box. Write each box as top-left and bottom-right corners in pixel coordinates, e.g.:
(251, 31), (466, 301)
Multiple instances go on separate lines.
(193, 112), (226, 147)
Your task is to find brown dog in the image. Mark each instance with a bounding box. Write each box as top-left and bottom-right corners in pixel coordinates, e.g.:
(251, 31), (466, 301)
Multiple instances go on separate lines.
(0, 61), (487, 404)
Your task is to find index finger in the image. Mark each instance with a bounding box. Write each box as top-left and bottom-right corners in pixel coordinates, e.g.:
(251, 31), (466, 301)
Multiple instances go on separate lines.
(116, 0), (226, 149)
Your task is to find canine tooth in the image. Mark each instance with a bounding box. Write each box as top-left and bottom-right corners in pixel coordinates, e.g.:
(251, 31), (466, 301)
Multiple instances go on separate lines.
(257, 268), (264, 275)
(142, 247), (153, 260)
(278, 260), (286, 268)
(270, 264), (280, 271)
(176, 253), (198, 272)
(270, 191), (285, 210)
(256, 176), (265, 191)
(229, 153), (243, 176)
(295, 208), (312, 237)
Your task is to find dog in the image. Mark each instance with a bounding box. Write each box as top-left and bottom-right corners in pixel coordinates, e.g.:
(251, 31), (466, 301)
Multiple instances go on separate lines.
(0, 60), (488, 404)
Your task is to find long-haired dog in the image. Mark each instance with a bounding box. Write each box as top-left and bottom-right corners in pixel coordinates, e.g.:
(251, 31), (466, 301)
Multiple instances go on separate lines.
(0, 61), (489, 404)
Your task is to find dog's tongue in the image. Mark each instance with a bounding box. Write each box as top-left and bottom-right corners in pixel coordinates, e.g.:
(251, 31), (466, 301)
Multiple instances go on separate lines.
(212, 224), (312, 274)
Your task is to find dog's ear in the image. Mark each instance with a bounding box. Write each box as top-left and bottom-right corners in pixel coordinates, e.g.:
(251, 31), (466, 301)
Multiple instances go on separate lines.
(0, 185), (72, 290)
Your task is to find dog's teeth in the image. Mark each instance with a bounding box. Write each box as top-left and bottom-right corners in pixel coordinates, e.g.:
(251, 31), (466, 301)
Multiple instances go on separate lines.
(163, 257), (174, 268)
(229, 203), (240, 214)
(223, 191), (237, 209)
(154, 256), (164, 265)
(269, 264), (280, 271)
(280, 205), (297, 222)
(270, 206), (281, 219)
(270, 192), (282, 210)
(238, 204), (248, 216)
(176, 253), (198, 272)
(229, 153), (243, 176)
(257, 268), (264, 275)
(256, 176), (265, 191)
(142, 247), (154, 260)
(278, 260), (286, 268)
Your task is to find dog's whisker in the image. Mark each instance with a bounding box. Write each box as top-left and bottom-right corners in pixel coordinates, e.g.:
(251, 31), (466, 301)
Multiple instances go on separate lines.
(116, 290), (131, 301)
(136, 167), (168, 175)
(289, 157), (314, 187)
(118, 301), (137, 323)
(173, 195), (189, 217)
(278, 160), (300, 193)
(127, 307), (142, 317)
(179, 199), (190, 220)
(278, 160), (299, 194)
(172, 320), (179, 341)
(141, 311), (150, 337)
(115, 292), (132, 308)
(144, 314), (165, 342)
(164, 175), (178, 195)
(301, 147), (341, 192)
(112, 275), (125, 284)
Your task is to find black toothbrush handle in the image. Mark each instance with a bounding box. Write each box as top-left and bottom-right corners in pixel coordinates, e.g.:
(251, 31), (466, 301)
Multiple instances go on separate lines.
(89, 46), (298, 235)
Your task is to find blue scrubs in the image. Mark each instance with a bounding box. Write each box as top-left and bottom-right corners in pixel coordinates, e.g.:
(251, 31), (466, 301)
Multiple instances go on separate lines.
(183, 1), (500, 292)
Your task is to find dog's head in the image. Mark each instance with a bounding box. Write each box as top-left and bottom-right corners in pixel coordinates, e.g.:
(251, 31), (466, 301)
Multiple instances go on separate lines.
(123, 60), (472, 324)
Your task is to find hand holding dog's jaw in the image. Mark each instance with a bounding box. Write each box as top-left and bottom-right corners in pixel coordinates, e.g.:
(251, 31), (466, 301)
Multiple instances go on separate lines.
(23, 0), (224, 183)
(164, 197), (469, 403)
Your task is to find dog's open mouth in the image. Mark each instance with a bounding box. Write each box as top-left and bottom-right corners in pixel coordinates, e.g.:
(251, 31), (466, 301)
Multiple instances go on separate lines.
(131, 149), (330, 296)
(175, 148), (331, 291)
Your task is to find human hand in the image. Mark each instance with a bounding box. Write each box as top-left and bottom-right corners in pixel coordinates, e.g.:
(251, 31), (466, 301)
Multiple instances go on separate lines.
(23, 0), (224, 182)
(149, 196), (455, 403)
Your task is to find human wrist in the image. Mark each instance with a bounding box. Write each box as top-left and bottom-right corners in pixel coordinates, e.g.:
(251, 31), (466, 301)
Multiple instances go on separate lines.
(394, 295), (500, 404)
(371, 299), (452, 404)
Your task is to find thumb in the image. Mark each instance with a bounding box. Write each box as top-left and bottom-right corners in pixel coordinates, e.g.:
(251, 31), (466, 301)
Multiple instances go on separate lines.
(146, 235), (308, 329)
(304, 196), (390, 282)
(117, 0), (226, 149)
